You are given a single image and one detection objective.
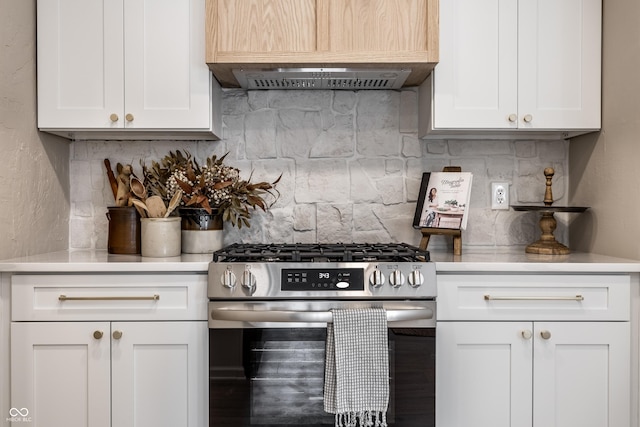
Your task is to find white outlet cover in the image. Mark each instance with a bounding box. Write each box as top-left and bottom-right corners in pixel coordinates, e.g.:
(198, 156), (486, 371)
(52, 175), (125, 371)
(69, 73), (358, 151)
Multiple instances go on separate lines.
(491, 182), (510, 210)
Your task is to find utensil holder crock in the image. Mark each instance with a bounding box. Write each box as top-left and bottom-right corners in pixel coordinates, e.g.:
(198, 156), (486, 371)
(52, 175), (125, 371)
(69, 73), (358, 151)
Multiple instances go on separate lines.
(140, 217), (181, 257)
(106, 206), (141, 254)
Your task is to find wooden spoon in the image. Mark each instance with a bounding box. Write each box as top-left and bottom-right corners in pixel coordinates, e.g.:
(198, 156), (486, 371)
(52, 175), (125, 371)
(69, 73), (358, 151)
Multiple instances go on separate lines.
(164, 191), (182, 218)
(129, 175), (147, 201)
(145, 196), (167, 218)
(130, 199), (149, 218)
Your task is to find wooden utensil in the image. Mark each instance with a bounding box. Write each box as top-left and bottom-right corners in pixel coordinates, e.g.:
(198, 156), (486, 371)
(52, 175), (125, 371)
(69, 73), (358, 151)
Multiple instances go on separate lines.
(130, 175), (147, 200)
(130, 198), (149, 218)
(164, 191), (182, 218)
(145, 196), (167, 218)
(115, 165), (133, 207)
(104, 159), (118, 201)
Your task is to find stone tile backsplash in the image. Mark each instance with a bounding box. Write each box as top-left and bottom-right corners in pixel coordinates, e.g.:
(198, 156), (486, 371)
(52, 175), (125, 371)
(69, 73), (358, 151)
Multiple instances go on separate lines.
(69, 88), (569, 250)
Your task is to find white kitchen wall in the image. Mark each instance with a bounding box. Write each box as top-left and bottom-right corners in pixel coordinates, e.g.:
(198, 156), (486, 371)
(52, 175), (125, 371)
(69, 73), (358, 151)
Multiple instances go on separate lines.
(0, 0), (70, 260)
(69, 88), (570, 251)
(569, 0), (640, 260)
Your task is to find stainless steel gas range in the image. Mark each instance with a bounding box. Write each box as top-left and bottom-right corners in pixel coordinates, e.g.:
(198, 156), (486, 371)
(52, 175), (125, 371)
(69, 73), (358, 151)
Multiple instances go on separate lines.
(207, 243), (436, 427)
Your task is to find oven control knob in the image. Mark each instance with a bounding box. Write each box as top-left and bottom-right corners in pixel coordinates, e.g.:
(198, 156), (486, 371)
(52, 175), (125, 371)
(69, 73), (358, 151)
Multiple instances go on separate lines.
(408, 270), (424, 288)
(369, 270), (385, 288)
(221, 270), (237, 288)
(242, 270), (257, 290)
(389, 270), (405, 288)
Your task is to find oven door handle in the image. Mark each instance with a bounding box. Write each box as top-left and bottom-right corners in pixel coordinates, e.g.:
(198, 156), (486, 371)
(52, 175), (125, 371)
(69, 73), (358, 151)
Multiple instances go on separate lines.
(210, 307), (434, 323)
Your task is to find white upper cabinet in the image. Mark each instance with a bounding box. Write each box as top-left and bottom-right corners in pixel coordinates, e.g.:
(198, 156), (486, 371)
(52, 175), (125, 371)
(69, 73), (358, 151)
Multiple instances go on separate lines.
(37, 0), (221, 140)
(419, 0), (602, 140)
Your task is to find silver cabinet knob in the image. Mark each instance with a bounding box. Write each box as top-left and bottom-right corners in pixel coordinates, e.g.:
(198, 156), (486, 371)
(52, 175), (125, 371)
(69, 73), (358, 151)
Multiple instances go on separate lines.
(112, 330), (123, 340)
(521, 330), (532, 340)
(540, 330), (551, 340)
(508, 114), (517, 123)
(369, 270), (385, 288)
(221, 269), (236, 288)
(389, 270), (405, 288)
(109, 113), (119, 122)
(523, 114), (533, 123)
(93, 330), (104, 340)
(408, 270), (424, 288)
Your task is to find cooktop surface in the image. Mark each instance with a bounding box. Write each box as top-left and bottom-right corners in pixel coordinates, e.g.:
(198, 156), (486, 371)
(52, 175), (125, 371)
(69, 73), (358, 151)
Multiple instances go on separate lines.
(213, 243), (430, 263)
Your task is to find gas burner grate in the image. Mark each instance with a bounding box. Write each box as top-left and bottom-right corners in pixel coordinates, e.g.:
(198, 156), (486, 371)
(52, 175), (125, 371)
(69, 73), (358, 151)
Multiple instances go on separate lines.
(213, 243), (430, 263)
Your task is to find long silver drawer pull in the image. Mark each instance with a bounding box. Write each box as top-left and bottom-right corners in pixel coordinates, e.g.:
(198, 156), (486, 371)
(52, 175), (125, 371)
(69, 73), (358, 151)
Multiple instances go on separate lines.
(59, 294), (160, 301)
(484, 294), (584, 301)
(211, 308), (433, 323)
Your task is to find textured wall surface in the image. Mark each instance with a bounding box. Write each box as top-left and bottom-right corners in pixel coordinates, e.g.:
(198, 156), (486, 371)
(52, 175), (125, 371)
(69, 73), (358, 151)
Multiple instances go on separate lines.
(569, 0), (640, 260)
(70, 89), (569, 250)
(0, 0), (70, 259)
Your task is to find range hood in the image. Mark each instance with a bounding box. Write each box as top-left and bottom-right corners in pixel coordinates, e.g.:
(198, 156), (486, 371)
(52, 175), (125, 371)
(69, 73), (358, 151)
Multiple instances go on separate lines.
(206, 0), (438, 89)
(232, 68), (412, 90)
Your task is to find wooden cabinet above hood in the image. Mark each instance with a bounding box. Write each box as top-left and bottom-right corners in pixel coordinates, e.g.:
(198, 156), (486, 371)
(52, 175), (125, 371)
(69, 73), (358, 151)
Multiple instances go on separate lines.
(206, 0), (439, 89)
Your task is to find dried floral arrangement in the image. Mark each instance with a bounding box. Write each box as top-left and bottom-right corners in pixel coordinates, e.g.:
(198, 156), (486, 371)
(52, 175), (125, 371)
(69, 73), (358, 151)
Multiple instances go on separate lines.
(142, 151), (280, 228)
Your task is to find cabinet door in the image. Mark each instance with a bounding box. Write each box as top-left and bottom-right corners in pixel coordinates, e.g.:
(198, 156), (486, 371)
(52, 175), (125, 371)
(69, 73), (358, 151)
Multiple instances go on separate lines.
(124, 0), (212, 130)
(37, 0), (125, 129)
(518, 0), (601, 130)
(436, 321), (533, 427)
(429, 0), (601, 133)
(533, 322), (630, 427)
(323, 0), (432, 53)
(111, 321), (208, 427)
(10, 322), (111, 427)
(432, 0), (518, 129)
(213, 0), (317, 54)
(213, 0), (434, 55)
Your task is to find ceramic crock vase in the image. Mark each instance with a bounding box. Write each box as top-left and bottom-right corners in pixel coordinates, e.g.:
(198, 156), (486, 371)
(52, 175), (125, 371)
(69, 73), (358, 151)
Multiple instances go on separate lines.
(106, 206), (141, 254)
(179, 207), (224, 254)
(140, 217), (181, 257)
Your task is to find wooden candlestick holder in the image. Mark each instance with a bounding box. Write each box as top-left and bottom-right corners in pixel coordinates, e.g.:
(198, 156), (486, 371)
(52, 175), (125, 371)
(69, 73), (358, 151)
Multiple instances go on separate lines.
(511, 168), (588, 255)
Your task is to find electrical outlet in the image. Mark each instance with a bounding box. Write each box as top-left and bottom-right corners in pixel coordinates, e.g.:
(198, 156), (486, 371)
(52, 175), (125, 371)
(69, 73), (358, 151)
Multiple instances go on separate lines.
(491, 182), (510, 210)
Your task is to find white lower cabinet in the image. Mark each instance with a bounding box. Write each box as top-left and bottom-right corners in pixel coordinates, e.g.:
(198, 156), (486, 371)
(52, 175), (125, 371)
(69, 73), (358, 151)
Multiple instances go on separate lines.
(437, 321), (629, 427)
(11, 322), (111, 427)
(436, 274), (631, 427)
(10, 274), (208, 427)
(532, 322), (628, 427)
(11, 321), (207, 427)
(437, 321), (533, 427)
(111, 321), (207, 427)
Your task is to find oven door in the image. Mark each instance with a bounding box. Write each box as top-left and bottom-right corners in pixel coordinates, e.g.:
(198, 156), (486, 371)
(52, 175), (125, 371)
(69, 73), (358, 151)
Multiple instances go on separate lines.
(209, 300), (435, 427)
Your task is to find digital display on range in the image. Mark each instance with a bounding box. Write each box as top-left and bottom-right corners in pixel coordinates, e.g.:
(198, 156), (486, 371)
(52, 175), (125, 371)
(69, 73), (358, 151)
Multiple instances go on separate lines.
(281, 268), (364, 291)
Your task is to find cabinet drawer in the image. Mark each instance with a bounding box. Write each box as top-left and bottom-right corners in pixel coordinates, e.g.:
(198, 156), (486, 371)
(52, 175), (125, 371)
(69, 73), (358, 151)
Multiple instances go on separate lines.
(11, 274), (207, 321)
(437, 274), (630, 321)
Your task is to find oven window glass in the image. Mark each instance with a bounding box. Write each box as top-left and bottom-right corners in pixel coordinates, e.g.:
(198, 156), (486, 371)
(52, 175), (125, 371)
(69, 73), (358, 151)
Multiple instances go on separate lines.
(210, 328), (435, 426)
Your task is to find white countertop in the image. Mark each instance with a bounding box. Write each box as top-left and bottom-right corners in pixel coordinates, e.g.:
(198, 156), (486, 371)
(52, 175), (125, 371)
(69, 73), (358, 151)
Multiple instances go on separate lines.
(0, 248), (639, 274)
(431, 248), (640, 273)
(0, 250), (211, 273)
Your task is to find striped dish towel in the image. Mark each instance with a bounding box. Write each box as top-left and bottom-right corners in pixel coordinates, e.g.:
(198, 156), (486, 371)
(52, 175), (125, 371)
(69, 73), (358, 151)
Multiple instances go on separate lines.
(324, 308), (389, 427)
